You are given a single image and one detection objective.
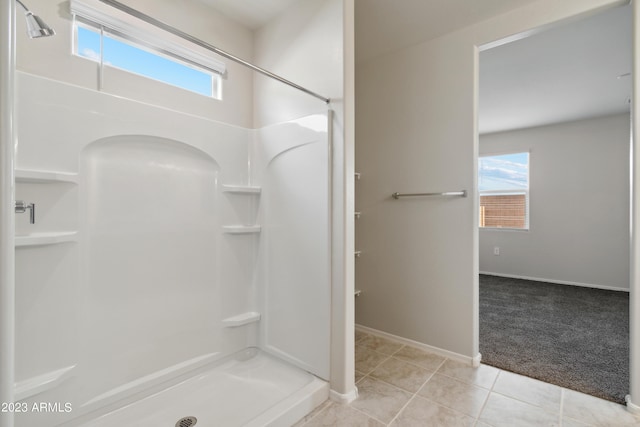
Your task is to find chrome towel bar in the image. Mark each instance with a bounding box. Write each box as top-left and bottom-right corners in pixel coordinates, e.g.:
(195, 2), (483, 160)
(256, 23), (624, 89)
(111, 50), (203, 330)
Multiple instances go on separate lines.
(392, 190), (467, 199)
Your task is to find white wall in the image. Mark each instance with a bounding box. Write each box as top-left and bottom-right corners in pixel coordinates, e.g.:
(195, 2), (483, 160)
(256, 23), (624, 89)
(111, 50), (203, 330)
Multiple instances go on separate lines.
(355, 0), (626, 359)
(253, 0), (355, 399)
(479, 114), (630, 290)
(253, 0), (343, 127)
(17, 0), (254, 127)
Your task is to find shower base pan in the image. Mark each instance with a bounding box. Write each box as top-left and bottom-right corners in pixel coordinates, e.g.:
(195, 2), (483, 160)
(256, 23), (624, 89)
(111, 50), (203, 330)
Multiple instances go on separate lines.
(80, 348), (328, 427)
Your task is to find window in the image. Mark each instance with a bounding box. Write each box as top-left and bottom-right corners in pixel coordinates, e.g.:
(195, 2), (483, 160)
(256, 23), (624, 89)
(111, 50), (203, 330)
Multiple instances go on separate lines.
(70, 0), (225, 100)
(479, 152), (530, 230)
(75, 24), (221, 99)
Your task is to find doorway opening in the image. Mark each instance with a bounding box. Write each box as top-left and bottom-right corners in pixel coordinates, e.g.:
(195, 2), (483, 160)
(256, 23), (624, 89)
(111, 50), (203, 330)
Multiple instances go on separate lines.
(477, 4), (632, 404)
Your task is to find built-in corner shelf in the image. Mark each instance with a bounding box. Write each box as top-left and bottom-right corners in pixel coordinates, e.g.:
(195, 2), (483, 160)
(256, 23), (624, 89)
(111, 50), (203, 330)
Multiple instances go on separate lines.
(222, 312), (261, 327)
(15, 168), (78, 184)
(222, 225), (261, 235)
(15, 231), (78, 247)
(222, 185), (261, 195)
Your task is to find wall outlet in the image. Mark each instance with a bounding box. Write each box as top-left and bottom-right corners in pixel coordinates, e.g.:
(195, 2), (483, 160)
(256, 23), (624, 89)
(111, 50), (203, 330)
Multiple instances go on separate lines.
(493, 247), (500, 256)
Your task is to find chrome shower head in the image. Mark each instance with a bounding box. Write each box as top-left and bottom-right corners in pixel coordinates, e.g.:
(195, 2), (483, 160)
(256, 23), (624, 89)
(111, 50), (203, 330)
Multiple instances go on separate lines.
(15, 0), (55, 38)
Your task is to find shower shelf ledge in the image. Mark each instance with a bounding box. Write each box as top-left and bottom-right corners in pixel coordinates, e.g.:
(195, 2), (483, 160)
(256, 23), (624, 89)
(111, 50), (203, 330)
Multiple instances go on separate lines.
(222, 185), (261, 194)
(15, 168), (78, 184)
(15, 365), (76, 401)
(223, 225), (261, 234)
(15, 231), (78, 247)
(222, 312), (261, 327)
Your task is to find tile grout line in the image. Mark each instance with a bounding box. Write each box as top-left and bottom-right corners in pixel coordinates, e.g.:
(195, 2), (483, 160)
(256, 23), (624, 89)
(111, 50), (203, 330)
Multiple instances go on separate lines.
(488, 387), (563, 418)
(409, 357), (498, 423)
(348, 403), (389, 426)
(385, 392), (419, 426)
(297, 400), (332, 427)
(359, 363), (435, 426)
(412, 387), (489, 425)
(388, 353), (449, 375)
(432, 357), (448, 374)
(482, 370), (565, 420)
(412, 367), (490, 423)
(473, 366), (501, 426)
(354, 340), (409, 425)
(368, 353), (392, 375)
(414, 369), (437, 394)
(390, 344), (405, 356)
(385, 361), (439, 427)
(365, 368), (431, 397)
(366, 348), (445, 398)
(430, 369), (494, 392)
(356, 344), (394, 376)
(361, 335), (454, 377)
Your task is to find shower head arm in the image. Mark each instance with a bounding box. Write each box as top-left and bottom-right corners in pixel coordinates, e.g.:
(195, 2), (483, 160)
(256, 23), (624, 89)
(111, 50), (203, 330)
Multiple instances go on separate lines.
(15, 0), (29, 14)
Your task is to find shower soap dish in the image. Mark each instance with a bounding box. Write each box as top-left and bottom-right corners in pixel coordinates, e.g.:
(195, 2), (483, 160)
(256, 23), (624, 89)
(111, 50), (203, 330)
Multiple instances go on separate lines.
(222, 185), (261, 194)
(222, 312), (261, 327)
(222, 225), (261, 234)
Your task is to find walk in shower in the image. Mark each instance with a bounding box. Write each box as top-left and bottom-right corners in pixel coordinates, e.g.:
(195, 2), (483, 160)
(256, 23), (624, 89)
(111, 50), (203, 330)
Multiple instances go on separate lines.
(1, 0), (344, 426)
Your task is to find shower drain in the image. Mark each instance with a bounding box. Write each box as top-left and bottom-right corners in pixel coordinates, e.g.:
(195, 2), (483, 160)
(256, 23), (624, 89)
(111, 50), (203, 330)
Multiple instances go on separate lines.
(175, 416), (197, 427)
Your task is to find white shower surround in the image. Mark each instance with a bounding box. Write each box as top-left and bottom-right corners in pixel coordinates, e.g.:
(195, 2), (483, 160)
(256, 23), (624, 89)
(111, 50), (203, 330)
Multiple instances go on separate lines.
(12, 72), (331, 426)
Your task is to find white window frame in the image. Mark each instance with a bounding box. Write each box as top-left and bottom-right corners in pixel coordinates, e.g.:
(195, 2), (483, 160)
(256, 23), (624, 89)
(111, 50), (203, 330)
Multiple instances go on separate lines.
(479, 152), (530, 231)
(70, 0), (225, 99)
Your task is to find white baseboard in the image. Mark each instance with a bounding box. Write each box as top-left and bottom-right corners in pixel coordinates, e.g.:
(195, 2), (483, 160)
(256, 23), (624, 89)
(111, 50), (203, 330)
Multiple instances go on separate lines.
(626, 395), (640, 415)
(329, 387), (358, 404)
(472, 353), (482, 368)
(479, 271), (629, 293)
(355, 324), (477, 366)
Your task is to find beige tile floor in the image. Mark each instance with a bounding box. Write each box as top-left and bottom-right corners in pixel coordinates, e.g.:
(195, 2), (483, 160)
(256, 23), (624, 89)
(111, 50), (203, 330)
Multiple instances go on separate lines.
(295, 331), (640, 427)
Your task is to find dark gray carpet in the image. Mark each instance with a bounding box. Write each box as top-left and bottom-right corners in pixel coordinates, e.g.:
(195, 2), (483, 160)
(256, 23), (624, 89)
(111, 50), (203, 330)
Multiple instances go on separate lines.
(479, 274), (629, 404)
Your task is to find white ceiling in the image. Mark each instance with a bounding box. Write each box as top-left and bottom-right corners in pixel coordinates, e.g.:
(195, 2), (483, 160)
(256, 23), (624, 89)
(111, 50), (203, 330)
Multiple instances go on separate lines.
(479, 4), (632, 134)
(196, 0), (301, 30)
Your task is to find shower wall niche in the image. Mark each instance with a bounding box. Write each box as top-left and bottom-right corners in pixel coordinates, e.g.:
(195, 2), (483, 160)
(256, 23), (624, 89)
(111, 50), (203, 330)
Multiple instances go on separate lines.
(14, 72), (330, 426)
